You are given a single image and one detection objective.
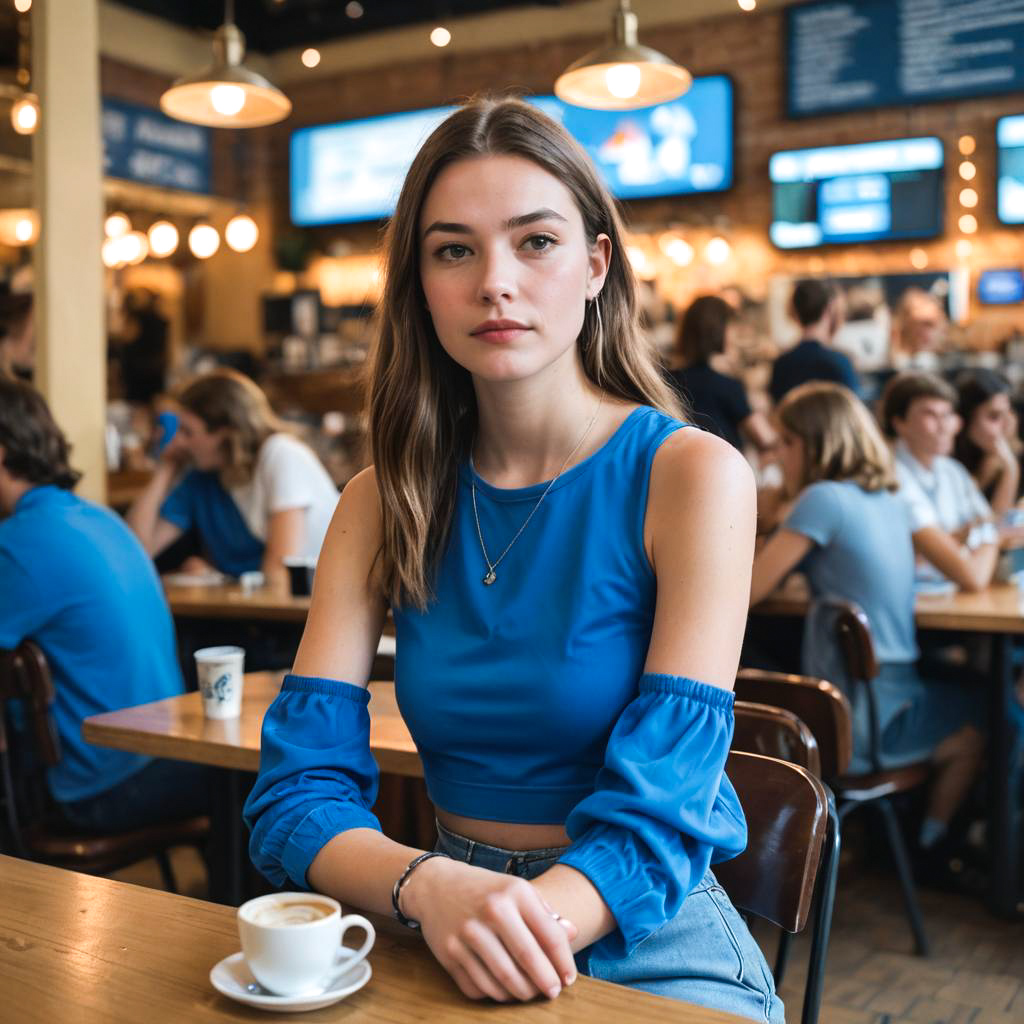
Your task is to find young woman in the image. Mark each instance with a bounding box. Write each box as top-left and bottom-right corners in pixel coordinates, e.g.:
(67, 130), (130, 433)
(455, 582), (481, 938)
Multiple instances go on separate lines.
(750, 382), (983, 851)
(953, 369), (1021, 520)
(127, 368), (339, 587)
(666, 294), (776, 453)
(244, 98), (780, 1021)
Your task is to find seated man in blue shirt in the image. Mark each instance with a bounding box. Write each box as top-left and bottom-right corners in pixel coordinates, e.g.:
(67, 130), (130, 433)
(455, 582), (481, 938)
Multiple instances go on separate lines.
(770, 279), (859, 404)
(0, 378), (209, 833)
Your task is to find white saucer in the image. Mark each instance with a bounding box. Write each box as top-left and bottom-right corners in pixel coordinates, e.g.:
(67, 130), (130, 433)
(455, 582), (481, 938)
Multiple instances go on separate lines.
(210, 951), (372, 1013)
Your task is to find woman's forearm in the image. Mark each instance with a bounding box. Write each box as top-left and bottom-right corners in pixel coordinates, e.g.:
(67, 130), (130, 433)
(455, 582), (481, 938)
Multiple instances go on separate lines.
(530, 863), (615, 952)
(125, 462), (177, 552)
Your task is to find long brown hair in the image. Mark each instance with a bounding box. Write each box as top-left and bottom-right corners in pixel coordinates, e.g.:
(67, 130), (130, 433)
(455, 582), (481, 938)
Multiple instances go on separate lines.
(177, 369), (287, 487)
(369, 96), (681, 609)
(778, 382), (898, 493)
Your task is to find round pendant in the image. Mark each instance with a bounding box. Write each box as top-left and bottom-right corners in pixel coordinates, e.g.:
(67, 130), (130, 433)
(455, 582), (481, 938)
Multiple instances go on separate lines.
(483, 569), (497, 585)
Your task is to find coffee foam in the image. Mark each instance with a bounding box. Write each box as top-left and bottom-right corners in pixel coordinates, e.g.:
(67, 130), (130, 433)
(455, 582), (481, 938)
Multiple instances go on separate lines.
(248, 900), (334, 927)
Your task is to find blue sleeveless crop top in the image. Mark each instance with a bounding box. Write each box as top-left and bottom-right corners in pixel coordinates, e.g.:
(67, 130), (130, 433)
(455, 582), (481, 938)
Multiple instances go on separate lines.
(393, 406), (686, 824)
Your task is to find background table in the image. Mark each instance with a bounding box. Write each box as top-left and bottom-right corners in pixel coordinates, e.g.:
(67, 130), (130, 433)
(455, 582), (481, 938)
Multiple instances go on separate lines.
(753, 580), (1024, 919)
(1, 855), (740, 1024)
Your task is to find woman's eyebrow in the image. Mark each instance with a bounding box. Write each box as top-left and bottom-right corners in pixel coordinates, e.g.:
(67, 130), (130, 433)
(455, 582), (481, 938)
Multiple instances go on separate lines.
(421, 207), (568, 239)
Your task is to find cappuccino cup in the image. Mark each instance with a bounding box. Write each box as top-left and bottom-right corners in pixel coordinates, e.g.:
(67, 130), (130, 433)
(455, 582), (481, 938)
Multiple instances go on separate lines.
(237, 893), (375, 997)
(194, 646), (245, 719)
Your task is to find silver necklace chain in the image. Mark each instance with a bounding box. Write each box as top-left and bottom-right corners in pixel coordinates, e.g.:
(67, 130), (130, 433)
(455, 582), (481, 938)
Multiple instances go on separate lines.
(471, 396), (603, 585)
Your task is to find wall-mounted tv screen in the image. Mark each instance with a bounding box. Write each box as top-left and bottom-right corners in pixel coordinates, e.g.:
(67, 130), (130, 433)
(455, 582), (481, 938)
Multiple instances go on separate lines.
(290, 76), (733, 226)
(978, 268), (1024, 304)
(769, 137), (944, 250)
(997, 115), (1024, 225)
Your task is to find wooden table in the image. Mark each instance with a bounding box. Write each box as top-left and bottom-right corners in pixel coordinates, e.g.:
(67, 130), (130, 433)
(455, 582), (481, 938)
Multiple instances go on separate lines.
(84, 673), (418, 778)
(752, 580), (1024, 918)
(1, 855), (739, 1024)
(165, 582), (312, 624)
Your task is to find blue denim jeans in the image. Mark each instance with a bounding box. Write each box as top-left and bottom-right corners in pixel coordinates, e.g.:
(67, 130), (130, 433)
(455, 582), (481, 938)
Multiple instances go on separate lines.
(434, 820), (784, 1023)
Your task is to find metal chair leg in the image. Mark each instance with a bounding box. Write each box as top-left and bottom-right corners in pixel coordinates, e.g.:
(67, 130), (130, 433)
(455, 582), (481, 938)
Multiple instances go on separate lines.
(155, 849), (179, 894)
(875, 797), (929, 956)
(802, 797), (840, 1024)
(773, 930), (792, 986)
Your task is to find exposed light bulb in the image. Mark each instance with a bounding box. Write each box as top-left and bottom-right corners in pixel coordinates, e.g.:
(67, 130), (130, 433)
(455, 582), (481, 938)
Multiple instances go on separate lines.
(13, 217), (33, 243)
(737, 0), (756, 9)
(958, 213), (978, 234)
(345, 1), (363, 16)
(101, 238), (123, 269)
(955, 239), (972, 261)
(958, 135), (976, 156)
(11, 94), (38, 135)
(705, 236), (731, 265)
(14, 0), (31, 13)
(301, 48), (320, 68)
(959, 188), (978, 208)
(626, 245), (647, 272)
(117, 231), (144, 265)
(909, 247), (928, 270)
(189, 223), (220, 259)
(105, 213), (131, 239)
(605, 64), (642, 100)
(225, 214), (259, 253)
(430, 27), (451, 47)
(958, 161), (976, 181)
(148, 220), (179, 258)
(210, 84), (246, 117)
(664, 239), (694, 267)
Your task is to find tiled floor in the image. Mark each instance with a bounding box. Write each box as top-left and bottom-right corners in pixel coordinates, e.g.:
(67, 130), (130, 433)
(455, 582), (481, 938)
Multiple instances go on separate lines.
(111, 843), (1024, 1023)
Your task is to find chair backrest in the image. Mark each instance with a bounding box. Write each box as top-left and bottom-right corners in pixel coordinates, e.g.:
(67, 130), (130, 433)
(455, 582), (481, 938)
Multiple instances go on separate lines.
(733, 700), (821, 777)
(0, 641), (60, 766)
(828, 599), (878, 684)
(715, 750), (830, 933)
(735, 668), (853, 779)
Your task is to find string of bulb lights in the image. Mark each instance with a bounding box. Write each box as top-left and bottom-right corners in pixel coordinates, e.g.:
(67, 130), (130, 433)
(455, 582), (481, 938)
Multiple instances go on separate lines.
(100, 212), (259, 269)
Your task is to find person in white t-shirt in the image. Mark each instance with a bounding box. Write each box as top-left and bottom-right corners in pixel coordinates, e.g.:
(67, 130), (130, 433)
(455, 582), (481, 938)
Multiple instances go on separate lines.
(127, 368), (339, 588)
(881, 371), (998, 592)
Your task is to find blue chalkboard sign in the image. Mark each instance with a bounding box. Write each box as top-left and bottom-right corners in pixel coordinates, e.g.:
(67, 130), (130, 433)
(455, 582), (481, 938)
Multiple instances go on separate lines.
(787, 0), (1024, 118)
(102, 98), (212, 194)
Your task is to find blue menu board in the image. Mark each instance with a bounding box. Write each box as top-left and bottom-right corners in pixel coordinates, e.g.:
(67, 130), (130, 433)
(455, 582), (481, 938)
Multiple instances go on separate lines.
(787, 0), (1024, 118)
(102, 98), (212, 194)
(290, 77), (733, 226)
(997, 115), (1024, 224)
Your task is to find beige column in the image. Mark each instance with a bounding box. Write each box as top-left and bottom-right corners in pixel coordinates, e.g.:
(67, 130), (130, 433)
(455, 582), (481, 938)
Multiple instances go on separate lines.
(32, 0), (106, 503)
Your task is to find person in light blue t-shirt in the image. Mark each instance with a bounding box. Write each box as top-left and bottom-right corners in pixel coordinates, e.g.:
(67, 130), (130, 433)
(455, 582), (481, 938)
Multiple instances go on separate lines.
(0, 378), (209, 833)
(751, 382), (983, 854)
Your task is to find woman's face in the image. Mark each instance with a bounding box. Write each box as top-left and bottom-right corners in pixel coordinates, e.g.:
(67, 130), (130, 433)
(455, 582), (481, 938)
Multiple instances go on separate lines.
(893, 396), (960, 459)
(967, 392), (1013, 453)
(778, 427), (806, 498)
(418, 154), (609, 388)
(176, 409), (227, 470)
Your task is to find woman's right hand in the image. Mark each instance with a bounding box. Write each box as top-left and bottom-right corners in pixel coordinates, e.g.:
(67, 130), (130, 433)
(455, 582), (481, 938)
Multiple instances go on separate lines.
(400, 855), (578, 1003)
(158, 430), (192, 473)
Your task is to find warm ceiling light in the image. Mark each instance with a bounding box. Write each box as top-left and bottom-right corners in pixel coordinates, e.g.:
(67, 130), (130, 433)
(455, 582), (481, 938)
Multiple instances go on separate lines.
(737, 0), (756, 9)
(909, 247), (928, 270)
(101, 238), (123, 269)
(659, 235), (694, 267)
(0, 209), (37, 246)
(430, 27), (451, 47)
(105, 212), (131, 239)
(11, 93), (39, 135)
(345, 1), (363, 16)
(554, 0), (691, 110)
(958, 213), (978, 234)
(955, 239), (972, 261)
(301, 48), (320, 68)
(959, 161), (976, 180)
(160, 0), (291, 128)
(14, 0), (31, 11)
(148, 220), (179, 258)
(959, 187), (978, 208)
(958, 135), (976, 156)
(225, 213), (259, 253)
(13, 217), (33, 243)
(116, 230), (147, 266)
(705, 236), (731, 265)
(189, 223), (221, 259)
(625, 245), (647, 273)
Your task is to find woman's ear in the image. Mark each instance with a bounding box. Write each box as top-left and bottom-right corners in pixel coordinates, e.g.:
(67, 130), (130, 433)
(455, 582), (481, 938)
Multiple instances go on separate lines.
(586, 233), (612, 300)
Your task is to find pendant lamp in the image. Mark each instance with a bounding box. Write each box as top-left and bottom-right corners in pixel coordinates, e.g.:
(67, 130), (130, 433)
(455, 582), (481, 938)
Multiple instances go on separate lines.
(554, 0), (691, 110)
(160, 0), (291, 129)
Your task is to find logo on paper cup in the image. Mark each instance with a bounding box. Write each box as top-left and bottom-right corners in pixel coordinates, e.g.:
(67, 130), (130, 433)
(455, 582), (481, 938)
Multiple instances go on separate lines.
(202, 672), (232, 703)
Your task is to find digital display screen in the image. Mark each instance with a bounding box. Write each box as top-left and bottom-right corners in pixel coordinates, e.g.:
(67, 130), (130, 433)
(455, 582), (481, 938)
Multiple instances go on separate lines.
(769, 137), (944, 249)
(978, 268), (1024, 304)
(997, 115), (1024, 225)
(290, 76), (733, 225)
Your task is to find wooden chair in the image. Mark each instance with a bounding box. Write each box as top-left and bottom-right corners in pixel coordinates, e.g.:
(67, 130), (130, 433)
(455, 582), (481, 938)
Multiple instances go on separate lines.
(0, 641), (209, 892)
(715, 750), (836, 1024)
(737, 600), (932, 960)
(734, 699), (821, 776)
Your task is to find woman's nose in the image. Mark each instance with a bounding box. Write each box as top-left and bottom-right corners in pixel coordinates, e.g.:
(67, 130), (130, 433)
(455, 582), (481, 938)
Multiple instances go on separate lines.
(476, 249), (517, 305)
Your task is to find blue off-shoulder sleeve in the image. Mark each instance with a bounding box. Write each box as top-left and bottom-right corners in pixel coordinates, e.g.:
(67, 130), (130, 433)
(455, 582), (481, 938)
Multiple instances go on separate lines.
(243, 674), (382, 890)
(559, 673), (746, 959)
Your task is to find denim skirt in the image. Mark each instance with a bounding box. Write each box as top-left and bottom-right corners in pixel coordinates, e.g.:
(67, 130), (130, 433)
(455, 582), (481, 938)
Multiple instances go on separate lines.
(434, 820), (784, 1023)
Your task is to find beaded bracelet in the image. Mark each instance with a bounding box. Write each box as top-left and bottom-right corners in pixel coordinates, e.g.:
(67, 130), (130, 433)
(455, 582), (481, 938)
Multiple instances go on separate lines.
(391, 851), (449, 929)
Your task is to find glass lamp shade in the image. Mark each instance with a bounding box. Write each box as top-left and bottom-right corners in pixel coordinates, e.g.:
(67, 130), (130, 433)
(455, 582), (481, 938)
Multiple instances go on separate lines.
(554, 2), (690, 110)
(160, 22), (291, 128)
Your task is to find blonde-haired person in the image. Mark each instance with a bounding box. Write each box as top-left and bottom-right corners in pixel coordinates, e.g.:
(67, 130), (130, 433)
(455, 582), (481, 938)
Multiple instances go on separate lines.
(127, 368), (339, 588)
(244, 98), (780, 1021)
(751, 382), (983, 855)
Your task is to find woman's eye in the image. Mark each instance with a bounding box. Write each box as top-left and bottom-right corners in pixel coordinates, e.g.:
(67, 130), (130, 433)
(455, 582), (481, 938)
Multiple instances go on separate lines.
(437, 243), (470, 261)
(523, 234), (556, 253)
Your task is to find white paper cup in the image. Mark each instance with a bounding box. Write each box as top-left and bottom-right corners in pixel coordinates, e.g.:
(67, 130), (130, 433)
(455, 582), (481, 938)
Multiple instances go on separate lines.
(194, 645), (245, 719)
(237, 893), (375, 997)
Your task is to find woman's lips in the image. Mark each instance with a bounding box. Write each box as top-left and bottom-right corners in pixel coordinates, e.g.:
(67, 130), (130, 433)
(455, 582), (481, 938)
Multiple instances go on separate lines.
(471, 327), (530, 343)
